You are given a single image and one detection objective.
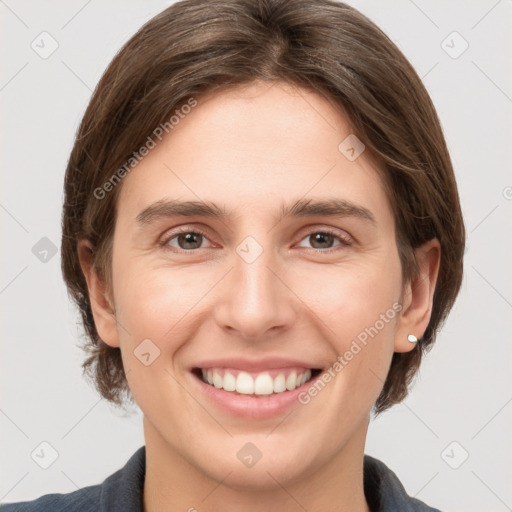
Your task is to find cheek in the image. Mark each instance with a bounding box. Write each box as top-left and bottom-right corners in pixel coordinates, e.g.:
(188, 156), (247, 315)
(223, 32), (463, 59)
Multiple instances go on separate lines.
(289, 255), (401, 394)
(292, 258), (401, 337)
(112, 258), (222, 345)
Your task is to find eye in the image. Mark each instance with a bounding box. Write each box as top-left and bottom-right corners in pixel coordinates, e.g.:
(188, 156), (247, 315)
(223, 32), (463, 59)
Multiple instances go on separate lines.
(160, 227), (352, 253)
(296, 230), (352, 251)
(161, 228), (214, 251)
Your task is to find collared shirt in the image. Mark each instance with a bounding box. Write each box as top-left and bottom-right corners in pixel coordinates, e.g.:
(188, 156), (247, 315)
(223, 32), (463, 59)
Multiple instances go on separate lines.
(1, 446), (442, 511)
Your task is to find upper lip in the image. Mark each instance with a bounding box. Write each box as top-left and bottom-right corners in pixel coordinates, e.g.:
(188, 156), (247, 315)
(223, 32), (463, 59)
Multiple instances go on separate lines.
(191, 357), (322, 372)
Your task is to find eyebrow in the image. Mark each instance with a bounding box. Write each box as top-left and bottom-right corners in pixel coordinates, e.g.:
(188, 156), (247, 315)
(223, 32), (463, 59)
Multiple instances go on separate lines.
(135, 197), (376, 226)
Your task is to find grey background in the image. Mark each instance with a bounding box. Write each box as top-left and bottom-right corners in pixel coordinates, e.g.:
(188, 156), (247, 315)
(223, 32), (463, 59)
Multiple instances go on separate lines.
(1, 1), (511, 510)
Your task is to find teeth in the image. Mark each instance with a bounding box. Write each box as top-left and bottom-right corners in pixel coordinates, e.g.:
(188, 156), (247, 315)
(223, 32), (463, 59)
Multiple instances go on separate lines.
(273, 374), (286, 393)
(286, 371), (297, 390)
(200, 368), (313, 395)
(212, 372), (223, 388)
(298, 371), (308, 387)
(223, 372), (236, 391)
(236, 371), (254, 394)
(254, 373), (274, 395)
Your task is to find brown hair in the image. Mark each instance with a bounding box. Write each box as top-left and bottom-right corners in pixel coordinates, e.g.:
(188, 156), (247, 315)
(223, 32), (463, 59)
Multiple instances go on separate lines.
(61, 0), (465, 415)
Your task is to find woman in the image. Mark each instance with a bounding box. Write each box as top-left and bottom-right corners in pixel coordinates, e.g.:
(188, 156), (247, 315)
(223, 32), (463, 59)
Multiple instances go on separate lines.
(2, 0), (465, 510)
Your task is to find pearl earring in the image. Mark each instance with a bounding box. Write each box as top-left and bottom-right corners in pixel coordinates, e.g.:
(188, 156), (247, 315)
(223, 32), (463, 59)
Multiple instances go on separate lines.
(407, 334), (418, 343)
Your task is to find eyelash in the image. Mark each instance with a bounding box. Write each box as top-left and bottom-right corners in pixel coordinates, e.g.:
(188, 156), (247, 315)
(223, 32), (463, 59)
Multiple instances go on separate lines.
(159, 226), (353, 253)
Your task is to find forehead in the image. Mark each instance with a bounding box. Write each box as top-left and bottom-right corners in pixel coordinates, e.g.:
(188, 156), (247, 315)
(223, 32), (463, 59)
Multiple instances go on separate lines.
(116, 81), (392, 225)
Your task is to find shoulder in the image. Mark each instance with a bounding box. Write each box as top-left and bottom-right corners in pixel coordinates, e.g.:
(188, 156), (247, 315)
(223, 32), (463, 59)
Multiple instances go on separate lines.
(0, 446), (146, 512)
(0, 484), (101, 512)
(363, 454), (443, 512)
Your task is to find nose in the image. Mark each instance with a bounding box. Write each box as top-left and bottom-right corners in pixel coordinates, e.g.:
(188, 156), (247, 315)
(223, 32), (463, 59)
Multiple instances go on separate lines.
(213, 245), (297, 341)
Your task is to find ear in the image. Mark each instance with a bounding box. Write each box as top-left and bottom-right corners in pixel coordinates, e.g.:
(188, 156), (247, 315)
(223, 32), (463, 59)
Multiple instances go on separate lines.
(394, 239), (441, 353)
(77, 239), (120, 348)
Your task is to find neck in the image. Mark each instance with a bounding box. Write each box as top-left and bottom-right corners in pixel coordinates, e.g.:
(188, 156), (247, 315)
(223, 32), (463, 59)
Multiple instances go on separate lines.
(142, 417), (371, 512)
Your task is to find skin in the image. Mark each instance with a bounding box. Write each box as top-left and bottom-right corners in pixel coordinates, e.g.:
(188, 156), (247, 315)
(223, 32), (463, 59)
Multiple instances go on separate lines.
(79, 80), (440, 512)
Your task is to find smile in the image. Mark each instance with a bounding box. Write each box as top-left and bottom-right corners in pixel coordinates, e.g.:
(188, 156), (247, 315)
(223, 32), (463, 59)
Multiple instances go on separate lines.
(189, 357), (325, 418)
(195, 367), (321, 396)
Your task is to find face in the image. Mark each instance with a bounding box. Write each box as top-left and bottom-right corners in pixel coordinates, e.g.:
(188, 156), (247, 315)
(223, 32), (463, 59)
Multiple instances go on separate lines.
(86, 80), (426, 490)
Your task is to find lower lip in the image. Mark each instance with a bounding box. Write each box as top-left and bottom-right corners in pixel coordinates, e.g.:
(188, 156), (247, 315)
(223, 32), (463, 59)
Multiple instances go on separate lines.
(190, 371), (322, 419)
